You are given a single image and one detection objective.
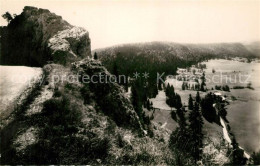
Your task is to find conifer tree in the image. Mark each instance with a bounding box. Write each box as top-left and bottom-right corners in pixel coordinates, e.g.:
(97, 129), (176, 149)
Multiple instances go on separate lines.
(200, 72), (206, 91)
(175, 94), (182, 110)
(150, 101), (153, 110)
(131, 83), (143, 123)
(158, 81), (163, 90)
(182, 82), (186, 90)
(2, 12), (13, 23)
(177, 107), (187, 127)
(188, 94), (194, 110)
(188, 102), (204, 161)
(94, 52), (98, 60)
(196, 91), (201, 103)
(146, 99), (151, 110)
(166, 85), (176, 109)
(165, 83), (170, 96)
(112, 62), (119, 83)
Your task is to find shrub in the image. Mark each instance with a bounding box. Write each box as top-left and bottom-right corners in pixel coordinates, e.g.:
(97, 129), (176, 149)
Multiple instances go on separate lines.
(251, 151), (260, 164)
(215, 85), (221, 90)
(233, 86), (244, 89)
(247, 83), (254, 90)
(231, 96), (237, 100)
(80, 85), (92, 104)
(53, 88), (62, 97)
(222, 85), (230, 92)
(41, 95), (82, 131)
(171, 111), (177, 121)
(19, 93), (113, 164)
(116, 133), (125, 148)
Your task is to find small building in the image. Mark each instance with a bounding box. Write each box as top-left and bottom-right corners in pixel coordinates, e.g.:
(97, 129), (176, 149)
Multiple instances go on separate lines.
(177, 68), (187, 74)
(214, 92), (222, 96)
(214, 92), (226, 101)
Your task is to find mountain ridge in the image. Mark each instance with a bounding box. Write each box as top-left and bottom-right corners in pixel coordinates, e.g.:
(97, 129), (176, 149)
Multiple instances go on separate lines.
(94, 41), (257, 61)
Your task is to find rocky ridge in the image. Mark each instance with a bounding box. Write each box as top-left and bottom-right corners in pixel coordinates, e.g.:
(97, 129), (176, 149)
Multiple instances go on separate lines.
(0, 6), (91, 66)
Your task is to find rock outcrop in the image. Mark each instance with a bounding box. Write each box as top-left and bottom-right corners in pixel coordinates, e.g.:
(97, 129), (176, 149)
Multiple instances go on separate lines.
(0, 6), (91, 66)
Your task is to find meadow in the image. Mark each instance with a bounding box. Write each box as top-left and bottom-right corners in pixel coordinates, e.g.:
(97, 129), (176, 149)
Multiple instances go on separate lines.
(152, 59), (260, 153)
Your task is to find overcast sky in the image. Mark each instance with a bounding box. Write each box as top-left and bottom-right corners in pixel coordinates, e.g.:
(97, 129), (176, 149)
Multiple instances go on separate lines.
(0, 0), (259, 49)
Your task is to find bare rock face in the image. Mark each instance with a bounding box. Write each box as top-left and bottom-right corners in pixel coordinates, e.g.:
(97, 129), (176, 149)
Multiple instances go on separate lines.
(48, 27), (91, 64)
(0, 6), (91, 66)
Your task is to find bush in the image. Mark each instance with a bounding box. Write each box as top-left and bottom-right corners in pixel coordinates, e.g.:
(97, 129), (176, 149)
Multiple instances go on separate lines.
(116, 133), (125, 148)
(247, 83), (254, 90)
(215, 85), (221, 90)
(233, 86), (244, 89)
(18, 93), (112, 164)
(53, 88), (62, 97)
(251, 151), (260, 164)
(222, 85), (230, 92)
(80, 85), (92, 104)
(171, 111), (177, 121)
(231, 96), (237, 100)
(41, 95), (82, 131)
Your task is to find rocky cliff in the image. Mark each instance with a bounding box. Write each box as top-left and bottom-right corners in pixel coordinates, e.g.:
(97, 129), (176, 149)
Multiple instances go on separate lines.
(0, 6), (91, 66)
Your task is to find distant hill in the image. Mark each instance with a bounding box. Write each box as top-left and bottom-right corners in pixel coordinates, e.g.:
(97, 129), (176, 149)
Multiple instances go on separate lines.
(93, 41), (257, 77)
(244, 41), (260, 57)
(95, 41), (256, 62)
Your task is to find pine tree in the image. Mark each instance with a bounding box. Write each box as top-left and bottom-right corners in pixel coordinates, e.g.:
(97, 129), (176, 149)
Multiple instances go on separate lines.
(94, 52), (98, 60)
(112, 62), (119, 83)
(154, 85), (159, 97)
(177, 107), (186, 127)
(2, 12), (13, 23)
(196, 91), (201, 103)
(165, 83), (170, 96)
(131, 83), (143, 123)
(146, 99), (151, 110)
(158, 81), (162, 90)
(188, 94), (194, 110)
(231, 136), (246, 165)
(166, 85), (176, 109)
(188, 102), (204, 161)
(170, 85), (175, 94)
(175, 93), (182, 110)
(169, 106), (191, 164)
(124, 75), (129, 92)
(200, 72), (206, 91)
(182, 82), (186, 90)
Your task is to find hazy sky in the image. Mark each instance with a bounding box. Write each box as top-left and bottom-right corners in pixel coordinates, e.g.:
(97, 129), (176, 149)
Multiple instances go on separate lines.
(0, 0), (259, 49)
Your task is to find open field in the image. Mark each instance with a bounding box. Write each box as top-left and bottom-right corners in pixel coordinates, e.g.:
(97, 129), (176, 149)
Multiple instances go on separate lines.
(227, 100), (260, 153)
(149, 91), (178, 131)
(0, 66), (42, 119)
(203, 59), (260, 153)
(162, 59), (260, 153)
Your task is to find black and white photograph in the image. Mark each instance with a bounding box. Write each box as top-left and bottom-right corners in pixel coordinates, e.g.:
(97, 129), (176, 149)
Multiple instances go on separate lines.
(0, 0), (260, 165)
